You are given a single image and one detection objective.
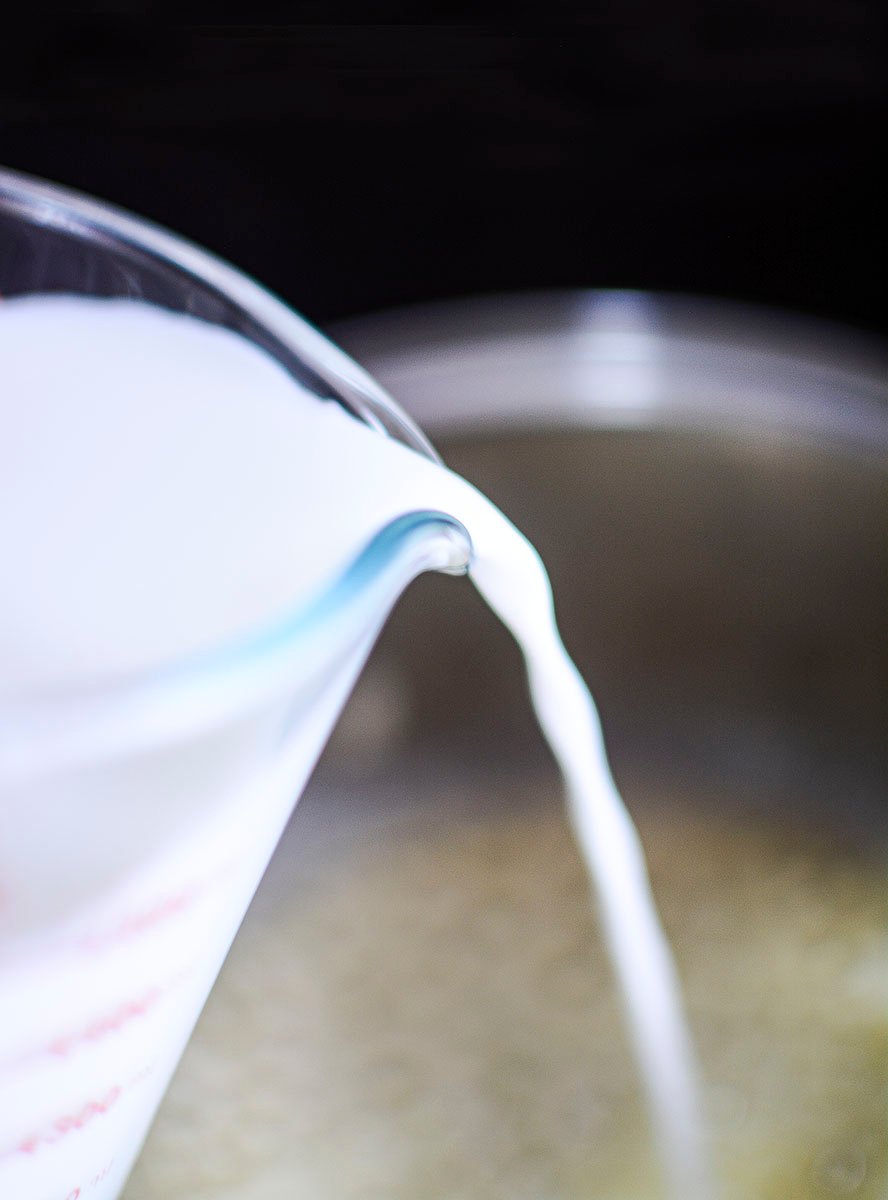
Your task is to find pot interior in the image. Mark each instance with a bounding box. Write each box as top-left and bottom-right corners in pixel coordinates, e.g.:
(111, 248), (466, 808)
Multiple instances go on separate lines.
(125, 300), (888, 1200)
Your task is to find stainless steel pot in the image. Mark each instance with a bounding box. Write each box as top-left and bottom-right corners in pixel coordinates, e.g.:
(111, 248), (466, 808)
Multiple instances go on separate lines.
(328, 291), (888, 844)
(127, 291), (888, 1200)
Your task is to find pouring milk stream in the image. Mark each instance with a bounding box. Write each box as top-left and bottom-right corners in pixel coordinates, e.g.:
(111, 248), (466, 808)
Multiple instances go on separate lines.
(0, 296), (712, 1199)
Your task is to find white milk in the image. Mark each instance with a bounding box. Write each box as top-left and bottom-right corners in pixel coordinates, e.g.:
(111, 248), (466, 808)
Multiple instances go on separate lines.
(0, 297), (711, 1199)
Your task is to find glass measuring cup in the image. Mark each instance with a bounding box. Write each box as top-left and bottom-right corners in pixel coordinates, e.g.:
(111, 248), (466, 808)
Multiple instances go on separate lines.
(0, 167), (471, 1200)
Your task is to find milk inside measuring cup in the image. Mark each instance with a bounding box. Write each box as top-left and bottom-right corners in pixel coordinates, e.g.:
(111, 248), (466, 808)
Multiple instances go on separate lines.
(0, 297), (710, 1200)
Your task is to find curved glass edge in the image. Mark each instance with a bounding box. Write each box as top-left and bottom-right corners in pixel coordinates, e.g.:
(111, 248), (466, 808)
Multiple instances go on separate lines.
(332, 289), (888, 378)
(0, 165), (442, 463)
(331, 290), (888, 459)
(0, 512), (472, 782)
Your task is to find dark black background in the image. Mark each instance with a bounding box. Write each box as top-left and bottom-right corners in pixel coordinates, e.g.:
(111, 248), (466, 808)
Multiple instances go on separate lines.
(2, 9), (886, 332)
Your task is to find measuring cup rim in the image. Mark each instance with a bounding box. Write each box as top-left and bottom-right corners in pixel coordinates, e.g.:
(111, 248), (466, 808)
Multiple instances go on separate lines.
(0, 166), (471, 775)
(0, 165), (442, 461)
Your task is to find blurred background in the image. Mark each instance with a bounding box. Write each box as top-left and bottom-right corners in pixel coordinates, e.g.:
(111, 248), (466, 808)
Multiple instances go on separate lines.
(4, 16), (887, 1198)
(2, 7), (885, 333)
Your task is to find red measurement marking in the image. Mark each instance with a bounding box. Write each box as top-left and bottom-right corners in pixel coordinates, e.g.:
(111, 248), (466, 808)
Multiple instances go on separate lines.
(59, 1155), (115, 1200)
(0, 968), (194, 1075)
(90, 1156), (114, 1185)
(13, 1087), (121, 1157)
(77, 886), (197, 952)
(1, 1067), (152, 1163)
(47, 987), (162, 1058)
(62, 842), (244, 959)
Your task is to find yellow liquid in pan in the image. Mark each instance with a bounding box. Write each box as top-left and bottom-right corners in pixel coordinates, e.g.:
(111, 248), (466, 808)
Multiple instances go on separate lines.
(128, 774), (888, 1200)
